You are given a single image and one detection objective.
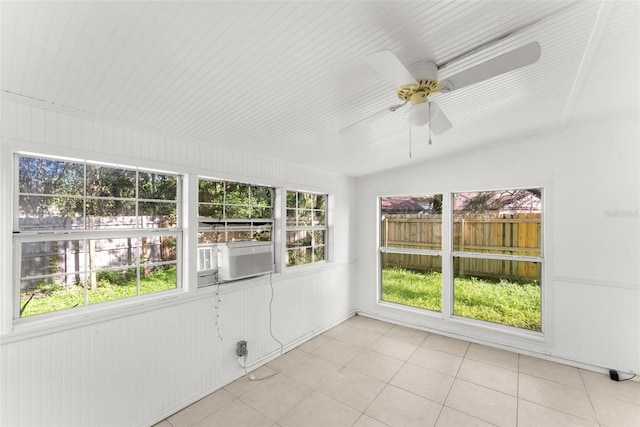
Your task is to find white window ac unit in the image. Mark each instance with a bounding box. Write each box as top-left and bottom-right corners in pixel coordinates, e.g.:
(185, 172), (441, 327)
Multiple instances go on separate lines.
(218, 241), (274, 281)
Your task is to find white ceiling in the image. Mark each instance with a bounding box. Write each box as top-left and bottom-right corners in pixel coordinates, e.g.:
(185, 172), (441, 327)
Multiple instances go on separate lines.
(2, 1), (638, 177)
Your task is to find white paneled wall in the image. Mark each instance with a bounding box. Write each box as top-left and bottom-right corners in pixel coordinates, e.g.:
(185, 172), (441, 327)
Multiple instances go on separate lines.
(0, 94), (356, 426)
(354, 118), (639, 374)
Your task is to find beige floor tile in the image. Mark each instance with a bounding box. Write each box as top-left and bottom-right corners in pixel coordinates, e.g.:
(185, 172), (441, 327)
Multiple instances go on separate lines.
(365, 385), (442, 427)
(517, 399), (600, 427)
(311, 338), (364, 366)
(368, 335), (419, 361)
(194, 399), (272, 427)
(580, 369), (640, 405)
(224, 365), (279, 397)
(298, 334), (331, 353)
(518, 373), (595, 420)
(519, 355), (584, 388)
(168, 389), (235, 426)
(390, 362), (455, 404)
(280, 353), (342, 388)
(322, 321), (353, 338)
(265, 348), (307, 372)
(384, 324), (429, 345)
(278, 390), (361, 427)
(317, 367), (386, 412)
(445, 379), (517, 427)
(408, 346), (463, 377)
(422, 334), (470, 356)
(346, 349), (405, 382)
(465, 342), (519, 370)
(334, 326), (383, 348)
(353, 414), (390, 427)
(349, 315), (395, 334)
(457, 358), (518, 396)
(589, 390), (640, 427)
(238, 373), (313, 421)
(435, 407), (496, 427)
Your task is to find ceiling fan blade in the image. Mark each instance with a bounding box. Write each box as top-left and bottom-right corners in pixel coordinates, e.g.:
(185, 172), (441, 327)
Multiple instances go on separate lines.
(429, 102), (452, 135)
(440, 42), (541, 93)
(340, 102), (408, 134)
(365, 50), (417, 87)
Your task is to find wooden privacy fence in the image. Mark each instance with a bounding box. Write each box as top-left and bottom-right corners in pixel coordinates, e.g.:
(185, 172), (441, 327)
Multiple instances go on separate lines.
(381, 213), (541, 281)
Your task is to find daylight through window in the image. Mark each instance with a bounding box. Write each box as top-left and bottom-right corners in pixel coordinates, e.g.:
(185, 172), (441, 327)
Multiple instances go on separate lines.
(286, 191), (327, 266)
(15, 154), (181, 318)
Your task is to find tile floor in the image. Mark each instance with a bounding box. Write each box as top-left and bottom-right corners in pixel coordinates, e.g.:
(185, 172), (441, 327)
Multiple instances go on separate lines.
(156, 315), (640, 427)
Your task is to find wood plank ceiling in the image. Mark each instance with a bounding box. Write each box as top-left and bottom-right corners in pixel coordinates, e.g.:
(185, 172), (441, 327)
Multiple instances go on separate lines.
(1, 1), (638, 176)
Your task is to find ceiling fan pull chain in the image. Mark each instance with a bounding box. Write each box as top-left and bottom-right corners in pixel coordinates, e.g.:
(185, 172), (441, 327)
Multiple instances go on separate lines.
(428, 101), (433, 145)
(409, 126), (412, 158)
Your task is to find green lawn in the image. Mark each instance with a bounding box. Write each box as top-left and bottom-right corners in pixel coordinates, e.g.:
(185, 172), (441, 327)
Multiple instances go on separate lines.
(382, 267), (541, 331)
(20, 266), (177, 318)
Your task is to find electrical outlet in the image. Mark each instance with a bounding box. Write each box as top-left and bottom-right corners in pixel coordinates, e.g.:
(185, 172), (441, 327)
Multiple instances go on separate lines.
(236, 340), (248, 357)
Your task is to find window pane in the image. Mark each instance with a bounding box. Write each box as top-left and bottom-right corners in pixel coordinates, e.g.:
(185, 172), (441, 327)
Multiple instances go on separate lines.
(314, 246), (325, 262)
(298, 209), (312, 226)
(19, 195), (84, 230)
(381, 252), (442, 312)
(198, 231), (224, 244)
(199, 204), (223, 218)
(20, 274), (85, 317)
(453, 258), (541, 331)
(89, 238), (139, 269)
(453, 189), (541, 256)
(313, 230), (325, 246)
(380, 195), (442, 249)
(140, 265), (177, 295)
(21, 240), (84, 279)
(286, 230), (311, 248)
(313, 209), (326, 226)
(225, 183), (250, 205)
(86, 165), (136, 198)
(139, 201), (177, 227)
(286, 248), (311, 266)
(286, 209), (297, 226)
(19, 156), (84, 195)
(199, 180), (224, 204)
(286, 191), (297, 208)
(87, 199), (136, 222)
(138, 172), (177, 200)
(226, 205), (250, 219)
(250, 206), (272, 219)
(250, 186), (272, 207)
(89, 268), (137, 304)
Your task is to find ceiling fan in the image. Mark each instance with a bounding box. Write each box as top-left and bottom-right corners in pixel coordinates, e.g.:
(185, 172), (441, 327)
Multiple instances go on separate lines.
(342, 41), (541, 136)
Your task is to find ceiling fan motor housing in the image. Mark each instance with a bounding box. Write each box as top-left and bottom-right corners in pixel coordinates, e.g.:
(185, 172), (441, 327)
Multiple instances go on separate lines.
(396, 61), (440, 104)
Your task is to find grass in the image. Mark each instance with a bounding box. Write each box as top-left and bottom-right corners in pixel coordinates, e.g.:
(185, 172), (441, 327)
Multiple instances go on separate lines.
(382, 267), (541, 331)
(20, 266), (177, 318)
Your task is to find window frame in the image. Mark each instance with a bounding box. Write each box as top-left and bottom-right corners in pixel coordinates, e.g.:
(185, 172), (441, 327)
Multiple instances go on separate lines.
(285, 190), (328, 267)
(450, 187), (544, 332)
(196, 177), (275, 285)
(12, 152), (183, 322)
(378, 194), (443, 312)
(376, 188), (545, 334)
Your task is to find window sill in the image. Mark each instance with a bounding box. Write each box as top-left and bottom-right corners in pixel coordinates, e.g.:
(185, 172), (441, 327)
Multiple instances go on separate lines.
(2, 288), (187, 345)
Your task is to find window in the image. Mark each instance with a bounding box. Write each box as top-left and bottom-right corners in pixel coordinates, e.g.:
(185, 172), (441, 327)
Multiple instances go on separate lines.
(15, 154), (181, 319)
(379, 194), (442, 312)
(377, 189), (543, 332)
(452, 189), (542, 331)
(197, 178), (273, 282)
(285, 191), (327, 266)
